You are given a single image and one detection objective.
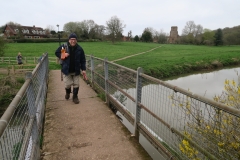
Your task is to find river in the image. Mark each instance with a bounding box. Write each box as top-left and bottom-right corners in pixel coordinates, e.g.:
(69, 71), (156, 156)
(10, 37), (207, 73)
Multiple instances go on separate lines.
(166, 67), (240, 99)
(117, 67), (240, 160)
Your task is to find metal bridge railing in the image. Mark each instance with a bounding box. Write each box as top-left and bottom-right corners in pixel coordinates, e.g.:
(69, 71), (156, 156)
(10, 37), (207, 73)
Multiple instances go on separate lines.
(0, 53), (49, 160)
(86, 55), (240, 160)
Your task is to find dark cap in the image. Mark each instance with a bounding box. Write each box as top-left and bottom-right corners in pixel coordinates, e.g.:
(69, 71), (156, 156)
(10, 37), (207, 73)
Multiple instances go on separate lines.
(68, 33), (77, 40)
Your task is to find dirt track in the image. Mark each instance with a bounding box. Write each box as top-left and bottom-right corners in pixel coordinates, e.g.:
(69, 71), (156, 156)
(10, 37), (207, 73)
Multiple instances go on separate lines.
(111, 46), (161, 63)
(41, 70), (152, 160)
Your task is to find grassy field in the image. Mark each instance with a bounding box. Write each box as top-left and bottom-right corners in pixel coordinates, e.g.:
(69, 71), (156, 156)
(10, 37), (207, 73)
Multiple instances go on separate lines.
(3, 42), (240, 78)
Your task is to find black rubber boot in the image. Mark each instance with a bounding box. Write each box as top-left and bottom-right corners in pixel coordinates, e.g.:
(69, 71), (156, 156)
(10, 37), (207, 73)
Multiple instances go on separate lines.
(73, 87), (79, 104)
(65, 88), (71, 100)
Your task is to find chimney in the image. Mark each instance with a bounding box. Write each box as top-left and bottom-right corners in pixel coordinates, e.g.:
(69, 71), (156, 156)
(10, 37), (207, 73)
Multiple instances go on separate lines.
(33, 25), (35, 28)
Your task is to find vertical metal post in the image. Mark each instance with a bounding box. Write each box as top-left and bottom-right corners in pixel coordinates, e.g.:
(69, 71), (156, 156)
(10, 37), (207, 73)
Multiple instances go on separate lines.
(104, 58), (109, 104)
(56, 24), (60, 46)
(133, 67), (142, 140)
(90, 55), (94, 85)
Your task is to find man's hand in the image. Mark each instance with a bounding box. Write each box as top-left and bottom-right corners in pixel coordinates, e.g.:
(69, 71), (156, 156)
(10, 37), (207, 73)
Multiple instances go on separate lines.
(82, 70), (88, 80)
(65, 53), (69, 57)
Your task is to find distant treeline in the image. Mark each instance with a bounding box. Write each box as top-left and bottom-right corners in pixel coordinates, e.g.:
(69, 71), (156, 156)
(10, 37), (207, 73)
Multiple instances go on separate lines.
(176, 25), (240, 46)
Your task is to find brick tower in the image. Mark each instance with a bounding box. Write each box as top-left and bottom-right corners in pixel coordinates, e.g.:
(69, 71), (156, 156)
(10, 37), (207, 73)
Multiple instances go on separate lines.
(168, 26), (179, 43)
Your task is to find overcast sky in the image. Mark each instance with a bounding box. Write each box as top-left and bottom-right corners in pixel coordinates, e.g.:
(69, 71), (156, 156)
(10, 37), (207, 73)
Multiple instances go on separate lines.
(1, 0), (240, 36)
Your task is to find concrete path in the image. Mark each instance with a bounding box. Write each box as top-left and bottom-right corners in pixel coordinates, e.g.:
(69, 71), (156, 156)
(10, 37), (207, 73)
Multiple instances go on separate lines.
(41, 70), (152, 160)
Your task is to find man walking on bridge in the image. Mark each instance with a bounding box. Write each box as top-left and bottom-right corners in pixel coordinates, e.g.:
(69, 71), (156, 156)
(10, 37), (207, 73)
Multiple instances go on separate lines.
(55, 33), (88, 104)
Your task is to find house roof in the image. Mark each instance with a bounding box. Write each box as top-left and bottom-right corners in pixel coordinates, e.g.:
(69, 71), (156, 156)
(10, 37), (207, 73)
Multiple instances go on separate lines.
(4, 24), (46, 36)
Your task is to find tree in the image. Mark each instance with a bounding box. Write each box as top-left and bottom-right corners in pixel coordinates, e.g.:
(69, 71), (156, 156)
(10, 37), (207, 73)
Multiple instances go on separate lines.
(202, 29), (215, 45)
(182, 21), (196, 36)
(222, 26), (240, 45)
(127, 30), (132, 41)
(63, 22), (84, 39)
(181, 21), (205, 44)
(79, 20), (97, 39)
(45, 25), (57, 38)
(214, 28), (223, 46)
(0, 37), (6, 56)
(141, 28), (153, 42)
(94, 24), (106, 40)
(193, 25), (203, 37)
(63, 22), (80, 35)
(0, 25), (5, 34)
(155, 29), (168, 44)
(134, 35), (139, 42)
(106, 16), (126, 44)
(45, 25), (56, 33)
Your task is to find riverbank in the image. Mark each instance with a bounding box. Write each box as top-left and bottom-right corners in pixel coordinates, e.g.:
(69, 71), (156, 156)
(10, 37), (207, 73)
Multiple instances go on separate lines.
(114, 44), (240, 79)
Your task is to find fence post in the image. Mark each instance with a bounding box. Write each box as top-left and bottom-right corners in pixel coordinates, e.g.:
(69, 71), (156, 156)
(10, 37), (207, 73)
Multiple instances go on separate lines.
(133, 67), (143, 140)
(104, 58), (109, 104)
(11, 65), (15, 74)
(90, 55), (94, 86)
(8, 57), (10, 64)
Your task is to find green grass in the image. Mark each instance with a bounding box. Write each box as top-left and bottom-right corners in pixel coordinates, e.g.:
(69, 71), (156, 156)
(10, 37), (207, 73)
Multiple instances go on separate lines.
(3, 42), (240, 78)
(4, 42), (160, 60)
(115, 44), (240, 78)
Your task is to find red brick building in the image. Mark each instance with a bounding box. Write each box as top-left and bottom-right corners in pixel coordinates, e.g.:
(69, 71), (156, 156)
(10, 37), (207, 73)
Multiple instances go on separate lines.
(3, 25), (48, 39)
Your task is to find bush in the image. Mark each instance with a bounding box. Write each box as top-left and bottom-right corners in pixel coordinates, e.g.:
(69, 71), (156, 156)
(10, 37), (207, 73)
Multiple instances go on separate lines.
(0, 37), (7, 56)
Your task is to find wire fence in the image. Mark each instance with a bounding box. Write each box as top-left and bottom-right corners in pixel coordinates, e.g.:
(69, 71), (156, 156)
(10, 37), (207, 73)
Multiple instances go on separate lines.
(0, 53), (48, 160)
(1, 54), (239, 159)
(86, 55), (240, 160)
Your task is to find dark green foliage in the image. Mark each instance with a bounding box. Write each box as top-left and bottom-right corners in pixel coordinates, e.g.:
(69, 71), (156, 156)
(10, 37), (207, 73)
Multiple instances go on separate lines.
(134, 35), (139, 42)
(16, 77), (25, 84)
(0, 93), (14, 116)
(0, 37), (7, 56)
(141, 30), (153, 42)
(214, 28), (223, 46)
(0, 76), (25, 116)
(50, 30), (57, 35)
(223, 25), (240, 45)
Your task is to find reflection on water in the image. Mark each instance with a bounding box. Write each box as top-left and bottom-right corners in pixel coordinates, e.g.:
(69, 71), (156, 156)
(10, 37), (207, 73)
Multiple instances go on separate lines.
(166, 68), (240, 99)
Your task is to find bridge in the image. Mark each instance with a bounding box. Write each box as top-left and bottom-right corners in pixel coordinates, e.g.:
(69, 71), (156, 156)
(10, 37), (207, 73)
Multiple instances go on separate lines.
(0, 53), (239, 160)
